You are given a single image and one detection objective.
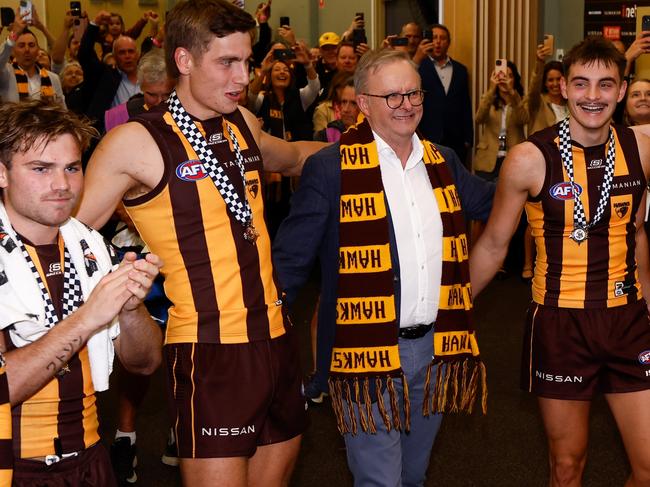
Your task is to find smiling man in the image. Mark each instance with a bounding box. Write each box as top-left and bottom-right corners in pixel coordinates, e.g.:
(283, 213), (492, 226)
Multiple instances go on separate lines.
(273, 49), (494, 486)
(76, 1), (324, 485)
(471, 37), (650, 486)
(0, 20), (65, 106)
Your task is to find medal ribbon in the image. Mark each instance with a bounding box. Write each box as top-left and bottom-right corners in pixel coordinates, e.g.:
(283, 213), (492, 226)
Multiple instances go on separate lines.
(12, 233), (82, 328)
(167, 91), (253, 231)
(558, 117), (615, 240)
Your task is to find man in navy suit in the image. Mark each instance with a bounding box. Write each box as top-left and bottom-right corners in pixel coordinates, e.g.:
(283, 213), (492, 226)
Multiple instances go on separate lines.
(416, 24), (473, 167)
(273, 50), (493, 486)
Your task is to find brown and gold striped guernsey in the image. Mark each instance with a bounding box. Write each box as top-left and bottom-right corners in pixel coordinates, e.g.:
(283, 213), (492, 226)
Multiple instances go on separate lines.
(526, 123), (646, 309)
(126, 106), (288, 345)
(6, 239), (99, 459)
(0, 357), (11, 486)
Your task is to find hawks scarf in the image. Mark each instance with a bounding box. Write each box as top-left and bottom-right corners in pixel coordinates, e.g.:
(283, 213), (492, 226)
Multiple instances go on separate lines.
(12, 62), (54, 101)
(329, 118), (487, 435)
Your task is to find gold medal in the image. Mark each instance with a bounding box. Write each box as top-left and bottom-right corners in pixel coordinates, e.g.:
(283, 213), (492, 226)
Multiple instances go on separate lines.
(570, 226), (588, 244)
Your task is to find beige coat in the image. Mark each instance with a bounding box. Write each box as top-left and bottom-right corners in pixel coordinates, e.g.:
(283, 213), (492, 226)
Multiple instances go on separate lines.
(474, 86), (527, 173)
(522, 63), (560, 136)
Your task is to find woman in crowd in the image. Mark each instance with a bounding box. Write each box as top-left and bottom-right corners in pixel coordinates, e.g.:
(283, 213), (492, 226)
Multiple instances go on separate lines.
(250, 42), (320, 141)
(624, 78), (650, 126)
(249, 42), (320, 238)
(472, 60), (526, 276)
(60, 61), (85, 114)
(474, 60), (525, 182)
(314, 77), (359, 141)
(312, 70), (356, 135)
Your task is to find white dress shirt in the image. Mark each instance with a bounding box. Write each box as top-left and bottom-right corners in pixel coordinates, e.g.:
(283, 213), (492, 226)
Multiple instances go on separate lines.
(374, 131), (444, 328)
(432, 56), (453, 94)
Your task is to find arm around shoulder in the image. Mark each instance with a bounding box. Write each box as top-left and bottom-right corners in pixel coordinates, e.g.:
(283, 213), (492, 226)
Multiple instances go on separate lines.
(240, 106), (329, 176)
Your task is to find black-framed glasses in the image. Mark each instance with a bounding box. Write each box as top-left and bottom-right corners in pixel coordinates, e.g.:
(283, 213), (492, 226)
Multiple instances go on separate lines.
(361, 89), (426, 109)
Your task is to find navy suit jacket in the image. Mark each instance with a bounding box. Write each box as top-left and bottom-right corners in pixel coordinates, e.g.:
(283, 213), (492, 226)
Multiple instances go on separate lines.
(272, 141), (494, 381)
(418, 57), (474, 162)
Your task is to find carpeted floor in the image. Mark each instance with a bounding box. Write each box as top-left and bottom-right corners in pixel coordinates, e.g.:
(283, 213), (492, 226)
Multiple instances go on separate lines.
(98, 276), (631, 486)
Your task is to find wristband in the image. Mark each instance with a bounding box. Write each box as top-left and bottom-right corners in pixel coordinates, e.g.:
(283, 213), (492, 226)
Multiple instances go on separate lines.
(8, 31), (18, 42)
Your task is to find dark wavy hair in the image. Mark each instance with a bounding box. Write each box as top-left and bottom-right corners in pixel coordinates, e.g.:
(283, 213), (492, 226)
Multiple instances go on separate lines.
(0, 100), (97, 168)
(493, 60), (524, 109)
(541, 60), (564, 94)
(563, 36), (626, 82)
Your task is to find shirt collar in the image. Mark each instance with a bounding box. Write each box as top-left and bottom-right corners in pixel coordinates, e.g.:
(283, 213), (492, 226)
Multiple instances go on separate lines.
(372, 130), (424, 170)
(430, 55), (451, 68)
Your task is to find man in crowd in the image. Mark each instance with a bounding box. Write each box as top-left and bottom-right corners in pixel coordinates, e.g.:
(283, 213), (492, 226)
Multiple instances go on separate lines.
(471, 37), (650, 486)
(336, 42), (359, 75)
(79, 11), (141, 132)
(0, 100), (162, 485)
(401, 21), (423, 59)
(77, 0), (324, 485)
(416, 24), (473, 166)
(273, 49), (493, 487)
(0, 16), (65, 106)
(315, 32), (340, 98)
(104, 48), (174, 131)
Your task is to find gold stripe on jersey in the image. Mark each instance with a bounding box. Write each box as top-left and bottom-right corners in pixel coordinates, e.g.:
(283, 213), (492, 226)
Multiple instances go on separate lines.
(127, 108), (286, 344)
(15, 347), (99, 458)
(79, 347), (99, 447)
(526, 126), (644, 309)
(0, 364), (12, 487)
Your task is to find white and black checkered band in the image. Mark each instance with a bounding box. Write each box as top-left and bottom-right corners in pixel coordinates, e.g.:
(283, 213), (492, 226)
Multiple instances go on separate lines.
(14, 236), (82, 327)
(558, 117), (615, 233)
(61, 248), (83, 319)
(167, 91), (252, 227)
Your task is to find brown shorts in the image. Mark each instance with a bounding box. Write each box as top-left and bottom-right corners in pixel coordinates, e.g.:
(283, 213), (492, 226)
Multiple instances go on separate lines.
(165, 328), (308, 458)
(12, 443), (116, 487)
(521, 300), (650, 400)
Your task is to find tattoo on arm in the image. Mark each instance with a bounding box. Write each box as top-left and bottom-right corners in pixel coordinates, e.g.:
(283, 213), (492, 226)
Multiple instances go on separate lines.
(44, 336), (83, 372)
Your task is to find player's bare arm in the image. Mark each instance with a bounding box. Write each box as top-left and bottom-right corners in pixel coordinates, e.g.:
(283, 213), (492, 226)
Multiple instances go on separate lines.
(470, 141), (546, 296)
(113, 252), (163, 375)
(77, 122), (164, 230)
(240, 106), (328, 176)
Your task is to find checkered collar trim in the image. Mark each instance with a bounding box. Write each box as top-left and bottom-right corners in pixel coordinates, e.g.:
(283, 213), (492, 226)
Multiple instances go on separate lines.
(167, 90), (253, 229)
(11, 232), (83, 328)
(558, 117), (615, 240)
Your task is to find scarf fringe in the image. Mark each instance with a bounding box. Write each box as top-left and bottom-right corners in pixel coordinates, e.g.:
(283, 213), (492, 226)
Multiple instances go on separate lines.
(328, 374), (410, 435)
(424, 358), (488, 415)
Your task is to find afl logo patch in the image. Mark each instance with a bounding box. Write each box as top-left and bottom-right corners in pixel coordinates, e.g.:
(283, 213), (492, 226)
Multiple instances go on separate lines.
(639, 350), (650, 365)
(176, 160), (208, 181)
(550, 182), (582, 200)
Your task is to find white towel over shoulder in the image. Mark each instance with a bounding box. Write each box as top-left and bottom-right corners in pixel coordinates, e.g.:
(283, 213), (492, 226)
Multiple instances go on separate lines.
(0, 204), (120, 391)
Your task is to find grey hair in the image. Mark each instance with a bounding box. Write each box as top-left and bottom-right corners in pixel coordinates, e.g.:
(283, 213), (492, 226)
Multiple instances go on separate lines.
(354, 49), (419, 94)
(137, 48), (168, 86)
(61, 61), (82, 78)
